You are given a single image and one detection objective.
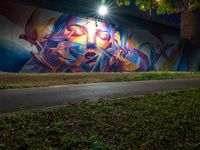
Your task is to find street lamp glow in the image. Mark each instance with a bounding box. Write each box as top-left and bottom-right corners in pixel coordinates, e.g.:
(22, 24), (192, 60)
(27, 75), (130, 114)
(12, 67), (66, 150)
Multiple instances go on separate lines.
(98, 5), (108, 16)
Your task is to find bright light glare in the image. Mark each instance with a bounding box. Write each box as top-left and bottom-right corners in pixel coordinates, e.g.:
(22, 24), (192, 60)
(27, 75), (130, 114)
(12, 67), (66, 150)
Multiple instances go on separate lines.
(98, 5), (108, 16)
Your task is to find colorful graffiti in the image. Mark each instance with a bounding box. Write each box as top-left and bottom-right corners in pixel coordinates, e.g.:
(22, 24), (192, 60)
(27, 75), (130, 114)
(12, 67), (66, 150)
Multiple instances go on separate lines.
(0, 1), (200, 72)
(20, 10), (149, 72)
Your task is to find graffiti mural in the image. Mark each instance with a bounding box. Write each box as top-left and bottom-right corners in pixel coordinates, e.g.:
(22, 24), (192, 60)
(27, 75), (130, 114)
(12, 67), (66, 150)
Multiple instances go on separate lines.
(0, 1), (199, 72)
(20, 11), (149, 72)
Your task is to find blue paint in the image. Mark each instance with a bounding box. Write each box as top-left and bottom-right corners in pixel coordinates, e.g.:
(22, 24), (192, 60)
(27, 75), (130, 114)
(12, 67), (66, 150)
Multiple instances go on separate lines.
(0, 39), (31, 72)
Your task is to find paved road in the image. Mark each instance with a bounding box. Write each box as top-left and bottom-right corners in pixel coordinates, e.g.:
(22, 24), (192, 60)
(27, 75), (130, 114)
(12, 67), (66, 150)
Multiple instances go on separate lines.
(0, 78), (200, 114)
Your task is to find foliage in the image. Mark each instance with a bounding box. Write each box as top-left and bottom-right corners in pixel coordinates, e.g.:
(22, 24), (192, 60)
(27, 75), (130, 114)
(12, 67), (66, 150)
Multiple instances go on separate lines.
(0, 88), (200, 149)
(116, 0), (200, 14)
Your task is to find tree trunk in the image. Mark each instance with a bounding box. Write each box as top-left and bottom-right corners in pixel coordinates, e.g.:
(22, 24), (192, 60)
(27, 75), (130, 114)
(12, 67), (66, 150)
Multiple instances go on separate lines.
(180, 11), (200, 71)
(180, 10), (200, 44)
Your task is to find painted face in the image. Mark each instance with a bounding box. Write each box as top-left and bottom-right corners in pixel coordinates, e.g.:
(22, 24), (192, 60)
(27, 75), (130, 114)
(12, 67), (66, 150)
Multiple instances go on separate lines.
(63, 17), (113, 58)
(44, 17), (116, 71)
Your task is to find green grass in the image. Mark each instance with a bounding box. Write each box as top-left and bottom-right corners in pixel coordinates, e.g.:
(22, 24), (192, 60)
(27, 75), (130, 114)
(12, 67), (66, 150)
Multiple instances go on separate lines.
(0, 72), (200, 89)
(0, 88), (200, 149)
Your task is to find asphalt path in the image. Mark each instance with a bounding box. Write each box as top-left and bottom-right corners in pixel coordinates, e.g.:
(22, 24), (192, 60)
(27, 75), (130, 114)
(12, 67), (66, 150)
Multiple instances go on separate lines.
(0, 78), (200, 114)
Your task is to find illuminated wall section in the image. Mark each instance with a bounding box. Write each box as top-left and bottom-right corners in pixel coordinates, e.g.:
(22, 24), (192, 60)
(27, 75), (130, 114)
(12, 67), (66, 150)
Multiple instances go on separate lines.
(0, 1), (199, 72)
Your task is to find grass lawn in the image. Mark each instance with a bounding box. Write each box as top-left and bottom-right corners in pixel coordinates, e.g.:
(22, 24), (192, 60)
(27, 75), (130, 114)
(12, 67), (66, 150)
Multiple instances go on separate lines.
(0, 88), (200, 149)
(0, 72), (200, 89)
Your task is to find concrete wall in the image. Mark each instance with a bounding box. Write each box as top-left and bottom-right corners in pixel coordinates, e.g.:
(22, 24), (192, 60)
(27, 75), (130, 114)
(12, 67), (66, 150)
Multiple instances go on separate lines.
(0, 1), (199, 72)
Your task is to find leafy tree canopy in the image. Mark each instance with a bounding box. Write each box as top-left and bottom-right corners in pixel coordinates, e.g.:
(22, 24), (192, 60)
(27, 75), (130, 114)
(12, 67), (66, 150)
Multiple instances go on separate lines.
(116, 0), (200, 14)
